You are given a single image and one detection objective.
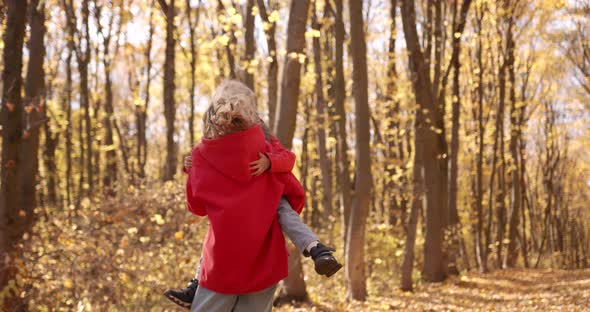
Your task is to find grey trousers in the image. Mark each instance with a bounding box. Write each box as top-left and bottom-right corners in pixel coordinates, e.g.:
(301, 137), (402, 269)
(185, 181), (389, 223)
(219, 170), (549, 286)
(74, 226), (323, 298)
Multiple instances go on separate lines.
(194, 197), (318, 279)
(190, 284), (277, 312)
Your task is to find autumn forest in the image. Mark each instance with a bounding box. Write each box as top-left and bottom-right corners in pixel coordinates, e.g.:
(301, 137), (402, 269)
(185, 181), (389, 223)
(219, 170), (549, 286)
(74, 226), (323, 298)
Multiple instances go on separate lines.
(0, 0), (589, 310)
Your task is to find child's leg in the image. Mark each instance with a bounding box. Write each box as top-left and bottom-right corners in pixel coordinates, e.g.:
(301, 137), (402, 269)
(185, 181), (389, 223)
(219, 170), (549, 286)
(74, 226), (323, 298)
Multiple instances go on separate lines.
(277, 196), (319, 254)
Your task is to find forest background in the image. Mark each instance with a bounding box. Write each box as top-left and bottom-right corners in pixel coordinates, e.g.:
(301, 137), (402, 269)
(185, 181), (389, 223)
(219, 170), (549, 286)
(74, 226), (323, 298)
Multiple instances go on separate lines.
(0, 0), (589, 310)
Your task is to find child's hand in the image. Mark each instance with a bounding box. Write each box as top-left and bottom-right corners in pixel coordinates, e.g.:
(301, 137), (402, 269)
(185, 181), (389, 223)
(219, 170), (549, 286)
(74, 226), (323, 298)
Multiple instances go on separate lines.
(184, 154), (193, 169)
(250, 153), (270, 176)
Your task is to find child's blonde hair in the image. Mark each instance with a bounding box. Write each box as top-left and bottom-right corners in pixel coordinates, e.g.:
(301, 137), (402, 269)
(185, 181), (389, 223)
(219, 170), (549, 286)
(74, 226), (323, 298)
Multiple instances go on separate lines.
(203, 80), (260, 138)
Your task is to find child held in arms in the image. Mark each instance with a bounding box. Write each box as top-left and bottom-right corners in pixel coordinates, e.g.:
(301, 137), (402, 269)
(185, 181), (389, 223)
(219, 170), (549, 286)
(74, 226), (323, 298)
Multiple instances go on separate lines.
(165, 80), (342, 310)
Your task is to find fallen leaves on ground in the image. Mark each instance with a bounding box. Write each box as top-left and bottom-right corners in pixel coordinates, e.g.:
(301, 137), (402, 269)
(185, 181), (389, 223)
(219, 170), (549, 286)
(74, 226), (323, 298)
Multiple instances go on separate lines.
(18, 184), (590, 311)
(275, 268), (590, 311)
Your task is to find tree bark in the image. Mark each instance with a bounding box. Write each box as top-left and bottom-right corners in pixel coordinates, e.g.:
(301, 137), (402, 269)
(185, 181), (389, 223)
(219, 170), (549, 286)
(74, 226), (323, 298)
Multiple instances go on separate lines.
(138, 1), (155, 180)
(20, 0), (46, 213)
(333, 0), (353, 255)
(257, 0), (278, 131)
(96, 4), (122, 192)
(400, 125), (423, 291)
(495, 12), (509, 268)
(64, 22), (74, 205)
(504, 3), (520, 268)
(185, 0), (200, 147)
(243, 0), (255, 90)
(346, 0), (373, 300)
(400, 0), (448, 282)
(159, 0), (178, 181)
(273, 0), (310, 144)
(447, 0), (472, 276)
(0, 0), (28, 309)
(311, 5), (333, 219)
(273, 0), (310, 303)
(384, 0), (405, 226)
(80, 0), (92, 194)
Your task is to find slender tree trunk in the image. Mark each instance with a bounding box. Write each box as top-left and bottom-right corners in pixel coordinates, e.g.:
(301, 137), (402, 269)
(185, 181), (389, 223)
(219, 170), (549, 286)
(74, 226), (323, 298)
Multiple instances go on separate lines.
(400, 0), (448, 282)
(400, 130), (423, 291)
(62, 0), (83, 200)
(64, 35), (74, 205)
(243, 0), (255, 90)
(21, 0), (46, 213)
(504, 8), (520, 268)
(273, 0), (311, 303)
(273, 0), (310, 144)
(217, 0), (237, 79)
(159, 0), (178, 181)
(311, 6), (333, 218)
(103, 61), (117, 190)
(185, 0), (200, 147)
(0, 0), (28, 309)
(496, 38), (508, 270)
(257, 0), (278, 130)
(138, 2), (155, 180)
(474, 4), (487, 272)
(333, 0), (353, 255)
(385, 0), (403, 226)
(346, 0), (372, 300)
(447, 0), (472, 276)
(81, 0), (92, 194)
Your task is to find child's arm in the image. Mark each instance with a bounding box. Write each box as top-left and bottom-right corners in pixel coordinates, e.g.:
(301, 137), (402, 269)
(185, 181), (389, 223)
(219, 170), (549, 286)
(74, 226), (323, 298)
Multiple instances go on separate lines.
(186, 171), (206, 216)
(182, 154), (192, 174)
(249, 136), (296, 176)
(264, 136), (296, 173)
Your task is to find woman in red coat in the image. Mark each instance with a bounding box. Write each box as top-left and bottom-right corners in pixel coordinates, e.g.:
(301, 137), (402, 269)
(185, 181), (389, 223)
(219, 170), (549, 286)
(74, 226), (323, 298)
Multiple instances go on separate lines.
(179, 81), (341, 312)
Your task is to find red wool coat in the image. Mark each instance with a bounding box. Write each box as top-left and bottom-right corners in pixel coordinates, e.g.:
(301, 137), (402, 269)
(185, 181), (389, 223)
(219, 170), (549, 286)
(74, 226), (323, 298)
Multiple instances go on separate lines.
(186, 125), (305, 294)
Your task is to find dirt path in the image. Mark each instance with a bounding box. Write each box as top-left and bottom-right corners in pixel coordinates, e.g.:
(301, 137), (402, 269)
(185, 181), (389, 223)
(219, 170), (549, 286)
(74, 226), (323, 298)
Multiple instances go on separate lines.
(275, 269), (590, 311)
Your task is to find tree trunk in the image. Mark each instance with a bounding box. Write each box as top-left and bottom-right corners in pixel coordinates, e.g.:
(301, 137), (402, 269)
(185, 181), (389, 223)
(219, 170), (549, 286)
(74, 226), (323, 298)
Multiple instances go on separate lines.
(333, 0), (353, 255)
(273, 0), (310, 303)
(400, 0), (448, 283)
(160, 0), (178, 181)
(217, 0), (237, 79)
(0, 0), (28, 309)
(138, 1), (155, 180)
(400, 129), (423, 291)
(257, 0), (278, 131)
(447, 0), (472, 276)
(495, 27), (509, 269)
(185, 0), (200, 147)
(81, 0), (93, 194)
(64, 31), (74, 205)
(243, 0), (255, 90)
(384, 0), (403, 226)
(474, 3), (487, 272)
(311, 6), (333, 219)
(346, 0), (372, 301)
(20, 0), (46, 213)
(273, 0), (310, 144)
(103, 60), (117, 190)
(504, 7), (520, 268)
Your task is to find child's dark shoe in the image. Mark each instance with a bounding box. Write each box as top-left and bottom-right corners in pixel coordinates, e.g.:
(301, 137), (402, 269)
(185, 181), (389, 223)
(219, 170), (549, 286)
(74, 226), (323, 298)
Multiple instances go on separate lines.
(164, 278), (198, 309)
(309, 243), (342, 277)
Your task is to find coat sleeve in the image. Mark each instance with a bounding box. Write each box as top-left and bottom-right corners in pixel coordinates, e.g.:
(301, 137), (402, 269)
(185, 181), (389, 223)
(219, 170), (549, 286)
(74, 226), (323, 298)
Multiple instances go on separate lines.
(265, 136), (296, 173)
(186, 173), (206, 216)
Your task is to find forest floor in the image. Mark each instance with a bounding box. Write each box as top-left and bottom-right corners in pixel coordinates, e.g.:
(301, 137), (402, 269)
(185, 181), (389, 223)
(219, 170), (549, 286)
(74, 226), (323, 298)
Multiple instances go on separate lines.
(20, 185), (590, 311)
(274, 268), (590, 312)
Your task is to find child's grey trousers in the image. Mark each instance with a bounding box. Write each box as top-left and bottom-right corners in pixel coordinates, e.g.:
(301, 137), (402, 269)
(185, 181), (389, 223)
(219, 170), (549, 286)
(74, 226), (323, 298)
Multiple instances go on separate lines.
(190, 197), (318, 312)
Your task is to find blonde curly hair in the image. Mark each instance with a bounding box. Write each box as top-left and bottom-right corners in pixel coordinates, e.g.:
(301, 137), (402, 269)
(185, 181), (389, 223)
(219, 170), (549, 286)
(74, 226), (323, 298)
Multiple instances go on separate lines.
(203, 80), (260, 139)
